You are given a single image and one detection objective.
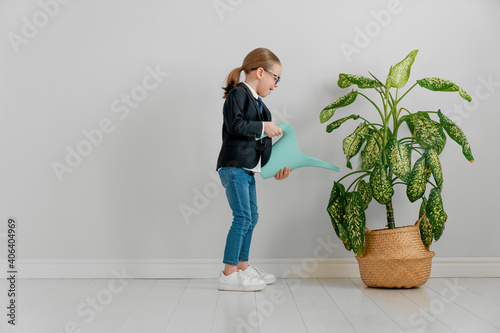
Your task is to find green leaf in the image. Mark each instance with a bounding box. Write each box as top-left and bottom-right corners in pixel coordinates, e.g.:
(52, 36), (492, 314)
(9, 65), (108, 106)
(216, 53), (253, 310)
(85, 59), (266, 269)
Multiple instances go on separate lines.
(327, 205), (352, 251)
(384, 66), (393, 100)
(338, 74), (382, 89)
(424, 147), (443, 190)
(417, 77), (472, 102)
(405, 112), (447, 154)
(343, 123), (369, 169)
(367, 71), (384, 86)
(326, 182), (351, 250)
(358, 179), (372, 210)
(426, 188), (447, 241)
(419, 197), (433, 249)
(370, 164), (394, 205)
(361, 128), (383, 170)
(345, 192), (366, 257)
(407, 157), (428, 202)
(419, 197), (427, 218)
(320, 90), (358, 123)
(404, 112), (426, 135)
(424, 162), (432, 182)
(327, 181), (346, 217)
(438, 110), (474, 162)
(389, 50), (418, 88)
(385, 139), (412, 183)
(326, 114), (360, 133)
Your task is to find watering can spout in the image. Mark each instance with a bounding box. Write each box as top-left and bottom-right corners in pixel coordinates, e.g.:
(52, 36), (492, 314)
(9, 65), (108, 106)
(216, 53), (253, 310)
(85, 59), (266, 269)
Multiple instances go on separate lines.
(258, 122), (341, 179)
(298, 152), (341, 172)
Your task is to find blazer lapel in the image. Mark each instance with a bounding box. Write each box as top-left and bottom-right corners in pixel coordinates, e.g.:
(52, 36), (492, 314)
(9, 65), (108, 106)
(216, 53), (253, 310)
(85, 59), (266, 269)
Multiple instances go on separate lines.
(239, 82), (264, 121)
(261, 104), (271, 121)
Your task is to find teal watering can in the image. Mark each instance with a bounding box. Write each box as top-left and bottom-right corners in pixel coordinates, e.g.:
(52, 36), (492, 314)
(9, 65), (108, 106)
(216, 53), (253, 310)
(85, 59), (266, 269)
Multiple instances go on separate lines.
(257, 122), (340, 179)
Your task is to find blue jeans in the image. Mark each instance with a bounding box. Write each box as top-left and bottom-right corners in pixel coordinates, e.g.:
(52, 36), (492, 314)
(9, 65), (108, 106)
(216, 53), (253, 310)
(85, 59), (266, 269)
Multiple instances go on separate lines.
(218, 167), (259, 266)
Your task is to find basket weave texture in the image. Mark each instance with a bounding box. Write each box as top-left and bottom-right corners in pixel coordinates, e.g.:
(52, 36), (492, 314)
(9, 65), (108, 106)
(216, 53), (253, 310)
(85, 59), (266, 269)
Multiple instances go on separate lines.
(355, 220), (435, 288)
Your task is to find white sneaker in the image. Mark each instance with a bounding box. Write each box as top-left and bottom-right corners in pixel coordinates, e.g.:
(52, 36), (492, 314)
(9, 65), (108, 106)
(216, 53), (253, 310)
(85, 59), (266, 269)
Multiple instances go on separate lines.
(218, 270), (266, 292)
(240, 265), (276, 285)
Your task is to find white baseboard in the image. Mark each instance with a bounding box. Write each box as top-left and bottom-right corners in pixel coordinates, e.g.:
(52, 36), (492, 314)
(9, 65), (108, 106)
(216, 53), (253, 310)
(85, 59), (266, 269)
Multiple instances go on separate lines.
(1, 257), (499, 279)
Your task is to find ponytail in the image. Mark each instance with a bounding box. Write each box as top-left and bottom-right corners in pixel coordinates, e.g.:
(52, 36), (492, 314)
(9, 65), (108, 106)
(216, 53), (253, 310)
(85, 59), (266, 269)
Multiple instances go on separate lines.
(222, 48), (281, 99)
(223, 67), (243, 99)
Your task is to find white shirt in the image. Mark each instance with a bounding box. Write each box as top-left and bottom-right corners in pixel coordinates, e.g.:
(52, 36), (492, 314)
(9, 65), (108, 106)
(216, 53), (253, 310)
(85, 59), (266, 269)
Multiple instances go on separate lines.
(241, 82), (265, 173)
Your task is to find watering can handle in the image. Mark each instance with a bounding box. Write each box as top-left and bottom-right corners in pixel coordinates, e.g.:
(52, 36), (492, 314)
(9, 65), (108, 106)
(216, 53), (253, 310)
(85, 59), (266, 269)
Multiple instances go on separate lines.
(255, 122), (286, 141)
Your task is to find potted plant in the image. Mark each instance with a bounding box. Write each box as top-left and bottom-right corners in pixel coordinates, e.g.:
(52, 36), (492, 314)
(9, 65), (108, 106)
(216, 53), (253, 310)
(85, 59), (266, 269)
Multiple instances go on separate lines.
(320, 50), (473, 288)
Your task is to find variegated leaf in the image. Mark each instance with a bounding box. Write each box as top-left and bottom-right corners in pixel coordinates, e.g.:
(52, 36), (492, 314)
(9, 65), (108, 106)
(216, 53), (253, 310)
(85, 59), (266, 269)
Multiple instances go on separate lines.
(345, 192), (366, 257)
(424, 160), (432, 182)
(327, 181), (345, 220)
(341, 192), (354, 251)
(320, 90), (358, 123)
(424, 147), (443, 190)
(326, 114), (360, 133)
(389, 50), (418, 88)
(405, 112), (447, 154)
(417, 77), (472, 102)
(438, 110), (474, 162)
(358, 179), (372, 210)
(419, 198), (433, 249)
(419, 197), (427, 218)
(338, 74), (382, 89)
(327, 205), (352, 251)
(385, 139), (412, 183)
(326, 205), (351, 249)
(343, 123), (369, 169)
(426, 188), (447, 241)
(404, 112), (424, 135)
(326, 182), (351, 250)
(361, 128), (383, 170)
(370, 164), (394, 205)
(407, 157), (428, 202)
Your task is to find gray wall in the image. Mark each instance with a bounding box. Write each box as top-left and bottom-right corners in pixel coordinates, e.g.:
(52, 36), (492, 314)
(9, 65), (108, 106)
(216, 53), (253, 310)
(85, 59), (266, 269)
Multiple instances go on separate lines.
(1, 0), (499, 264)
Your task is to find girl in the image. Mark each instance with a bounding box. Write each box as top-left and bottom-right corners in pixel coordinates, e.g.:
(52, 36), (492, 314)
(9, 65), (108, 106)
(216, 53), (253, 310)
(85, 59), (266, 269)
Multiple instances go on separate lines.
(216, 48), (290, 292)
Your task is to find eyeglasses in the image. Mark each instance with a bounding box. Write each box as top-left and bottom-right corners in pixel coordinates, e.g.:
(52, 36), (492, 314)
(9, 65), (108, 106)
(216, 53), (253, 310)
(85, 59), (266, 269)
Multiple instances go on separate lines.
(251, 67), (281, 84)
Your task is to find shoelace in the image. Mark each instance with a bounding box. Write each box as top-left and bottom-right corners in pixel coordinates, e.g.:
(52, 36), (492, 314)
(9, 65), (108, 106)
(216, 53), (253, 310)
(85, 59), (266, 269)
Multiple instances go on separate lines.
(236, 271), (252, 286)
(245, 265), (266, 277)
(253, 266), (267, 276)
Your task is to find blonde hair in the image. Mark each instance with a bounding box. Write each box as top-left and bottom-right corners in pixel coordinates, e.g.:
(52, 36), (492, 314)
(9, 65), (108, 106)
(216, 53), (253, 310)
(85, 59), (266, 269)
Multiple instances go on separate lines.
(222, 48), (281, 98)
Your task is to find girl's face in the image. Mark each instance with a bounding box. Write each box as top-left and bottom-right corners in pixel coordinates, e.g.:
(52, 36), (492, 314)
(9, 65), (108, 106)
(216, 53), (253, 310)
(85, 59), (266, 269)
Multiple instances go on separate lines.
(256, 62), (282, 98)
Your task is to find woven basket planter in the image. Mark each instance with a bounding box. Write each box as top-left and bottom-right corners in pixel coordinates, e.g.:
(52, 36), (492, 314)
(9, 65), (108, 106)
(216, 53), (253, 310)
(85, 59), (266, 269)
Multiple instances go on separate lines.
(355, 217), (435, 288)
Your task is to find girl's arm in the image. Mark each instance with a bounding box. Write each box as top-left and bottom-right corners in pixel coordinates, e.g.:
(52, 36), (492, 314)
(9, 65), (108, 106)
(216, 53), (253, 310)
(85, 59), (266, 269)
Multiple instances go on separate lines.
(223, 89), (263, 138)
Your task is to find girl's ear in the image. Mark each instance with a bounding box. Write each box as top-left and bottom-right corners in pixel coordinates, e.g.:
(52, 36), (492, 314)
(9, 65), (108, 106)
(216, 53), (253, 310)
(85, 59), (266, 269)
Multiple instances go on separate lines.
(255, 67), (264, 80)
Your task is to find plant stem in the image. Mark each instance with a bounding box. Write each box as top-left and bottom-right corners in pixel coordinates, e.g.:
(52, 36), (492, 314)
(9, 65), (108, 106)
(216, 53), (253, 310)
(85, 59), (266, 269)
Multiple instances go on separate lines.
(346, 173), (370, 192)
(380, 86), (390, 165)
(400, 107), (412, 115)
(395, 82), (418, 104)
(336, 170), (367, 183)
(398, 136), (417, 142)
(358, 92), (384, 121)
(392, 88), (399, 139)
(358, 116), (382, 128)
(386, 200), (395, 229)
(395, 114), (409, 130)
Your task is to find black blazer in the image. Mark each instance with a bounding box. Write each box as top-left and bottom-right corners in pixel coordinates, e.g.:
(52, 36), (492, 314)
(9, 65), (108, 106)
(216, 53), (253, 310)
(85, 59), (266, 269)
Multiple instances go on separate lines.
(216, 83), (272, 170)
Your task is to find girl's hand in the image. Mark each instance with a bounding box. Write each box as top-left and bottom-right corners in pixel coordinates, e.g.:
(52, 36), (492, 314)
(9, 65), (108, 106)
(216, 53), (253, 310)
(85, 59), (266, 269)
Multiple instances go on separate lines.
(275, 167), (290, 180)
(264, 122), (283, 138)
